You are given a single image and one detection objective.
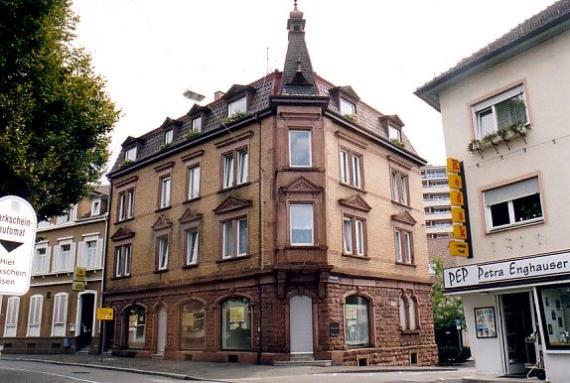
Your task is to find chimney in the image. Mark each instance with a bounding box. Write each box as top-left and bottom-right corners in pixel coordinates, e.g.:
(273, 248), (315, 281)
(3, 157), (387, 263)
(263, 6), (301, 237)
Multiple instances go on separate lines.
(214, 91), (225, 100)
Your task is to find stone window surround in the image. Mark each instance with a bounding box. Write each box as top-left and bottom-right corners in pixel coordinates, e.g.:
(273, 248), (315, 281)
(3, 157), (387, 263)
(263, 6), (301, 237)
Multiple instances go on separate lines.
(112, 242), (132, 279)
(115, 176), (138, 223)
(339, 145), (365, 191)
(182, 220), (200, 268)
(216, 133), (252, 192)
(398, 290), (420, 333)
(217, 207), (250, 262)
(155, 162), (174, 211)
(177, 298), (207, 350)
(155, 233), (170, 273)
(341, 291), (377, 348)
(288, 128), (313, 169)
(182, 150), (204, 203)
(393, 225), (415, 266)
(341, 212), (368, 259)
(287, 200), (317, 247)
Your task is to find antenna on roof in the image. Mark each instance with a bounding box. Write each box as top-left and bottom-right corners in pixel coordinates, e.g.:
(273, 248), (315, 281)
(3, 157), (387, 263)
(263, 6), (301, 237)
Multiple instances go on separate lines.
(183, 89), (205, 102)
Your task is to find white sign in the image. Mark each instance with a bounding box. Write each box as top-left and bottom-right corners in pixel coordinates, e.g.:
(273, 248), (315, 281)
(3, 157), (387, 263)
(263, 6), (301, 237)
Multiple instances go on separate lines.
(0, 196), (37, 295)
(444, 251), (570, 290)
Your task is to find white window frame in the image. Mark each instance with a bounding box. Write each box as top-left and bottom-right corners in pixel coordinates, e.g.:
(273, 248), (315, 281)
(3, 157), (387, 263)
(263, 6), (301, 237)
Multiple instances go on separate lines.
(186, 230), (199, 266)
(164, 129), (173, 145)
(124, 147), (137, 162)
(343, 217), (353, 254)
(188, 165), (201, 200)
(222, 221), (234, 259)
(394, 229), (413, 264)
(340, 98), (356, 116)
(223, 153), (235, 189)
(339, 150), (349, 184)
(51, 293), (69, 337)
(192, 116), (202, 132)
(227, 96), (247, 116)
(289, 130), (312, 168)
(289, 203), (314, 246)
(355, 219), (365, 256)
(81, 235), (102, 270)
(388, 125), (401, 141)
(236, 149), (249, 185)
(53, 240), (75, 273)
(472, 85), (529, 139)
(4, 296), (20, 337)
(159, 176), (171, 209)
(221, 218), (248, 259)
(237, 218), (248, 256)
(115, 244), (132, 277)
(157, 236), (169, 271)
(118, 189), (135, 221)
(32, 243), (50, 275)
(391, 170), (409, 206)
(91, 198), (101, 216)
(352, 155), (362, 189)
(27, 294), (43, 337)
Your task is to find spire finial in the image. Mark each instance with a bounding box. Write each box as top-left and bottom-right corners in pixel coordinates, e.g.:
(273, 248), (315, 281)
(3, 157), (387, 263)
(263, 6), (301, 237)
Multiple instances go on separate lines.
(294, 0), (298, 10)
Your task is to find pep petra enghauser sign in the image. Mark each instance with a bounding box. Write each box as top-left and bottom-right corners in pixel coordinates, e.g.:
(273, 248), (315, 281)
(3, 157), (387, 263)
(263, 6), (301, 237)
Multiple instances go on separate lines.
(444, 251), (570, 290)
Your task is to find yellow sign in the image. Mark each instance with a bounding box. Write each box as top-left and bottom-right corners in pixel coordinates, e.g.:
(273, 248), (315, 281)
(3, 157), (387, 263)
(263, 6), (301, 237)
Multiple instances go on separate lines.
(97, 308), (114, 321)
(182, 312), (194, 327)
(229, 307), (245, 323)
(453, 224), (468, 240)
(451, 207), (466, 223)
(74, 267), (86, 282)
(72, 281), (85, 292)
(447, 158), (461, 174)
(449, 241), (469, 257)
(448, 174), (463, 190)
(450, 190), (464, 206)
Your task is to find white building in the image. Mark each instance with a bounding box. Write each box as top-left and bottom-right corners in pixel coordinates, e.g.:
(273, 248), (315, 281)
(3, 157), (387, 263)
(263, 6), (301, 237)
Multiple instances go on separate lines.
(421, 165), (452, 239)
(416, 1), (570, 382)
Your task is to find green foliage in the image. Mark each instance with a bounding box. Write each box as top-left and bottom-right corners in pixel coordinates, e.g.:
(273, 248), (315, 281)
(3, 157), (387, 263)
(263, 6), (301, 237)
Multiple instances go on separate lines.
(224, 111), (248, 125)
(431, 258), (465, 330)
(0, 0), (119, 219)
(342, 113), (356, 122)
(186, 130), (201, 140)
(390, 138), (405, 148)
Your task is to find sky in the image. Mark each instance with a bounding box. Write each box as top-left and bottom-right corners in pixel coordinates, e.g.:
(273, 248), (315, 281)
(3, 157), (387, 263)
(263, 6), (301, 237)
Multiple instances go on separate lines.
(70, 0), (556, 175)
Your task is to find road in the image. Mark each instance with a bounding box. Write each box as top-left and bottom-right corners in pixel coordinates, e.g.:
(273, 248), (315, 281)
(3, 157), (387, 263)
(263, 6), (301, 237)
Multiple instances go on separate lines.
(0, 360), (472, 383)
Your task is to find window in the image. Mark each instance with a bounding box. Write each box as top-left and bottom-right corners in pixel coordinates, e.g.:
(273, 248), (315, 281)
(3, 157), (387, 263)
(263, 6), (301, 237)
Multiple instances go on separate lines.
(4, 297), (20, 337)
(237, 150), (249, 185)
(157, 236), (169, 271)
(159, 176), (171, 209)
(91, 198), (101, 216)
(344, 296), (370, 347)
(56, 207), (74, 224)
(289, 130), (312, 167)
(27, 295), (43, 337)
(399, 295), (419, 331)
(192, 117), (202, 133)
(118, 189), (135, 221)
(398, 297), (407, 330)
(340, 98), (356, 116)
(391, 170), (409, 205)
(124, 147), (137, 162)
(127, 306), (146, 349)
(388, 125), (401, 141)
(81, 237), (101, 269)
(180, 301), (205, 350)
(538, 285), (570, 349)
(473, 85), (528, 138)
(53, 241), (75, 273)
(228, 96), (247, 116)
(187, 166), (201, 200)
(221, 298), (251, 350)
(222, 218), (248, 259)
(339, 150), (363, 189)
(408, 298), (418, 330)
(32, 244), (50, 274)
(114, 244), (132, 277)
(223, 153), (235, 189)
(186, 230), (199, 266)
(164, 129), (173, 145)
(290, 204), (314, 246)
(484, 177), (542, 230)
(394, 229), (413, 264)
(343, 216), (366, 256)
(52, 293), (68, 336)
(222, 148), (248, 189)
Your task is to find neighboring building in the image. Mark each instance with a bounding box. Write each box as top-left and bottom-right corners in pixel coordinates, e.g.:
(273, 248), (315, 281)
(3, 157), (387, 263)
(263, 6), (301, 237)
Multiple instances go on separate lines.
(416, 1), (570, 381)
(0, 186), (109, 354)
(103, 5), (437, 366)
(421, 165), (452, 239)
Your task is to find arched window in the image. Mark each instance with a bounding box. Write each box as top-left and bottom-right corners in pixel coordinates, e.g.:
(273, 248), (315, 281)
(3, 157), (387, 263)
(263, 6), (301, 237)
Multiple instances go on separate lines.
(409, 297), (419, 330)
(27, 294), (43, 337)
(398, 296), (408, 330)
(344, 295), (370, 347)
(127, 305), (146, 349)
(221, 298), (251, 350)
(180, 300), (205, 350)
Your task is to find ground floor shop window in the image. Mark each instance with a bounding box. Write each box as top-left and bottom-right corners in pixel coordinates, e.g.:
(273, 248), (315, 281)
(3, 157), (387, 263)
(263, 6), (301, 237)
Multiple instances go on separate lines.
(344, 295), (370, 347)
(180, 301), (205, 350)
(127, 306), (146, 349)
(538, 285), (570, 349)
(221, 298), (251, 350)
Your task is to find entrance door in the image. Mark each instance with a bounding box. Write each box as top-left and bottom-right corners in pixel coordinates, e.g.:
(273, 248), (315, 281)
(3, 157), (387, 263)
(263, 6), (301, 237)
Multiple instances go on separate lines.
(290, 295), (314, 354)
(501, 292), (537, 375)
(78, 293), (95, 350)
(156, 306), (167, 355)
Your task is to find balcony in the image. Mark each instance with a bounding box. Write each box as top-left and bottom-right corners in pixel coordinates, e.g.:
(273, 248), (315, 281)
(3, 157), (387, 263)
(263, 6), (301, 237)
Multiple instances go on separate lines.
(426, 225), (453, 234)
(425, 212), (452, 221)
(424, 199), (451, 208)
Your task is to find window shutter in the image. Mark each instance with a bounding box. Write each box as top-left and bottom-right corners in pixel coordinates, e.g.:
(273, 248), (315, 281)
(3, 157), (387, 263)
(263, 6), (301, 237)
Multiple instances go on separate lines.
(69, 243), (77, 271)
(96, 239), (104, 268)
(76, 241), (85, 268)
(484, 177), (539, 206)
(45, 246), (52, 273)
(52, 245), (60, 272)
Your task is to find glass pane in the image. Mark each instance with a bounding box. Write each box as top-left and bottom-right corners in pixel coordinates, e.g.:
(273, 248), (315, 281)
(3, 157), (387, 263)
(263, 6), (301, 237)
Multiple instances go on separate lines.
(408, 299), (417, 330)
(391, 172), (399, 201)
(355, 220), (365, 255)
(339, 151), (349, 183)
(399, 298), (408, 330)
(352, 156), (361, 187)
(238, 219), (248, 255)
(165, 129), (173, 144)
(159, 238), (168, 269)
(343, 219), (353, 253)
(187, 231), (199, 265)
(180, 301), (205, 349)
(540, 285), (570, 348)
(290, 204), (314, 245)
(345, 296), (369, 347)
(128, 306), (145, 349)
(228, 97), (247, 116)
(389, 126), (401, 141)
(192, 117), (202, 132)
(490, 202), (510, 227)
(222, 299), (251, 350)
(223, 222), (234, 258)
(394, 231), (401, 261)
(237, 150), (248, 184)
(125, 245), (131, 275)
(513, 193), (542, 222)
(224, 155), (234, 188)
(340, 98), (355, 115)
(478, 108), (495, 137)
(496, 94), (527, 131)
(289, 131), (311, 167)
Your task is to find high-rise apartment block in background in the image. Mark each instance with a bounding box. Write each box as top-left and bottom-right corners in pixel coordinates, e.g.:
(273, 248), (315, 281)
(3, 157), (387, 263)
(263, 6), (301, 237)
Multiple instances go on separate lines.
(421, 165), (452, 239)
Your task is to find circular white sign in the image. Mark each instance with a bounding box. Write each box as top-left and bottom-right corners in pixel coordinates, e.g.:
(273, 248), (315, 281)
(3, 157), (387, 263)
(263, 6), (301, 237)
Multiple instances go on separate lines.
(0, 196), (37, 295)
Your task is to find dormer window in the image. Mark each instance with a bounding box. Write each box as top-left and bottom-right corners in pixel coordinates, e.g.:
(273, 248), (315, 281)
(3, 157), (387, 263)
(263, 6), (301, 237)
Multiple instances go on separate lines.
(124, 147), (137, 162)
(340, 98), (356, 116)
(164, 129), (173, 145)
(91, 198), (101, 216)
(388, 125), (401, 141)
(228, 96), (247, 116)
(192, 117), (202, 133)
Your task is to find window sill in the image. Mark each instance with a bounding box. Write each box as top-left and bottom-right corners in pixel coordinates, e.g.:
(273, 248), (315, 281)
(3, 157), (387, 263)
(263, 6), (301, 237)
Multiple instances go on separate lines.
(218, 182), (250, 194)
(182, 263), (199, 269)
(155, 206), (172, 213)
(111, 275), (132, 280)
(486, 218), (544, 235)
(391, 200), (411, 209)
(114, 217), (135, 225)
(339, 182), (366, 193)
(285, 245), (326, 250)
(401, 329), (420, 335)
(183, 196), (202, 205)
(154, 268), (169, 274)
(342, 253), (369, 260)
(284, 167), (325, 173)
(470, 123), (531, 154)
(395, 261), (416, 268)
(216, 254), (251, 263)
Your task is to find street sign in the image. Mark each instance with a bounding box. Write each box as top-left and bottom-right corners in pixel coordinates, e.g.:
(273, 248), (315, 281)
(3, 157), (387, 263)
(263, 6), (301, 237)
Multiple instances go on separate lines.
(72, 281), (85, 292)
(450, 190), (464, 206)
(451, 207), (466, 223)
(0, 196), (37, 296)
(448, 241), (469, 257)
(447, 158), (461, 174)
(97, 307), (114, 321)
(74, 267), (86, 282)
(453, 224), (468, 240)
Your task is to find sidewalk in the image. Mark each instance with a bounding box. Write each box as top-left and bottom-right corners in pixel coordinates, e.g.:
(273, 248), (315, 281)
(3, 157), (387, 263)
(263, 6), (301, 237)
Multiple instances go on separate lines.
(0, 353), (457, 382)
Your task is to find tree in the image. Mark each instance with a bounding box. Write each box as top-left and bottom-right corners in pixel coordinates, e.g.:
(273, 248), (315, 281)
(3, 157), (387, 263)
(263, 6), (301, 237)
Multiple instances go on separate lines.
(0, 0), (118, 219)
(431, 258), (465, 330)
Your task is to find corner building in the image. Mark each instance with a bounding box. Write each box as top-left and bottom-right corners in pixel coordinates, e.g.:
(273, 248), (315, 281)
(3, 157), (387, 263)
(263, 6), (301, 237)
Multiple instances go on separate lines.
(104, 5), (437, 366)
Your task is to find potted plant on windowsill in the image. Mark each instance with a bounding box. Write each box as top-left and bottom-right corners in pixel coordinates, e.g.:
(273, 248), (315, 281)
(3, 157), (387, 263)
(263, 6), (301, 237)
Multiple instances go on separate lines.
(467, 139), (482, 154)
(223, 111), (249, 125)
(122, 159), (134, 167)
(391, 138), (405, 149)
(343, 113), (357, 122)
(186, 130), (201, 140)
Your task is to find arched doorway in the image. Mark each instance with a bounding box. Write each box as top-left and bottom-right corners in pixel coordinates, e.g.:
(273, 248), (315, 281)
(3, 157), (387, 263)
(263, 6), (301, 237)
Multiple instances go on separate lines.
(156, 306), (167, 355)
(290, 295), (314, 355)
(76, 291), (96, 351)
(126, 305), (146, 349)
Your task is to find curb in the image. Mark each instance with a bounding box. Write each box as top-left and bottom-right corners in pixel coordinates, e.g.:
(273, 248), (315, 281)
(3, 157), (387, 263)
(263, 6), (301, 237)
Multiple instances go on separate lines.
(318, 367), (457, 374)
(1, 357), (227, 382)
